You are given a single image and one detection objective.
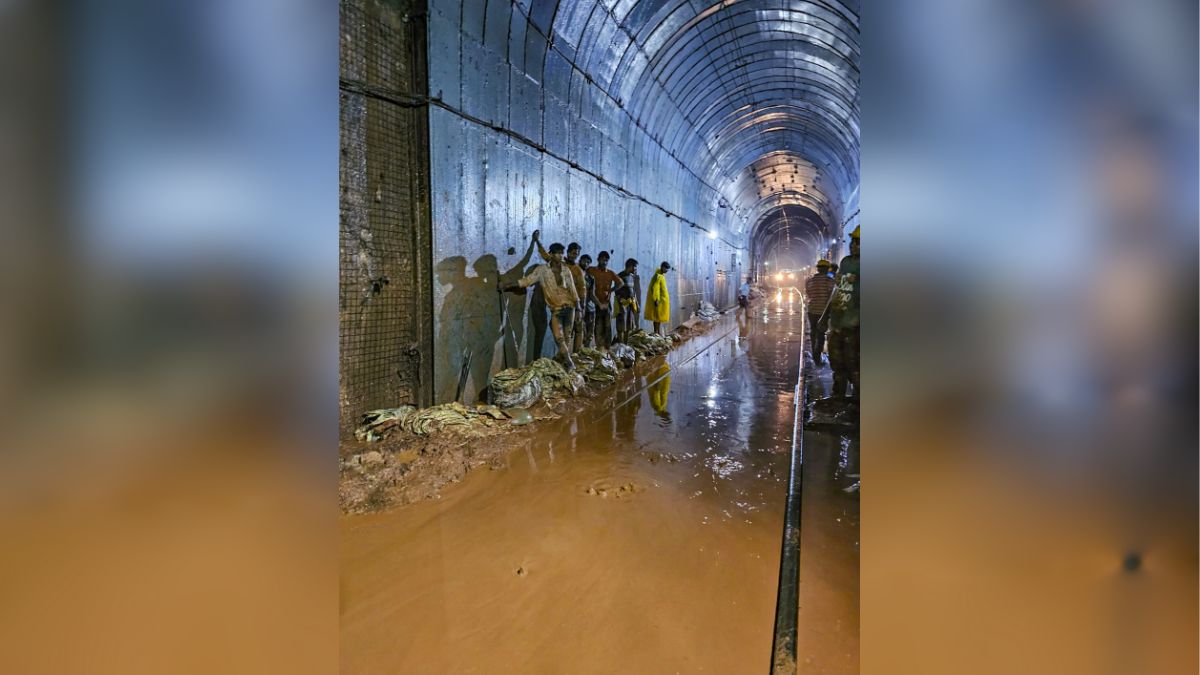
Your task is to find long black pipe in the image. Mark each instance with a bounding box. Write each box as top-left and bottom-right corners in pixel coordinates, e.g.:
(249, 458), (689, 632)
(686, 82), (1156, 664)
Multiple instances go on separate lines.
(769, 319), (808, 673)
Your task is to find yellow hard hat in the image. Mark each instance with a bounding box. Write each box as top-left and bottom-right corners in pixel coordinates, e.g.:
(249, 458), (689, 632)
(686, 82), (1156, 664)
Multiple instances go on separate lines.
(850, 225), (860, 239)
(816, 259), (831, 268)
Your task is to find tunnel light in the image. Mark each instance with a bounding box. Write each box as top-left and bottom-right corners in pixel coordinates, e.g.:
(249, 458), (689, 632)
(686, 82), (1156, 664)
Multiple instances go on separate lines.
(707, 229), (718, 239)
(775, 272), (784, 281)
(787, 272), (795, 280)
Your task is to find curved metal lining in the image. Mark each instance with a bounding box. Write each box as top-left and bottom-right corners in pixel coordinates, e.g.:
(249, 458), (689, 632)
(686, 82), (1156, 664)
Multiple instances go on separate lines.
(750, 203), (829, 269)
(559, 0), (860, 233)
(431, 0), (858, 295)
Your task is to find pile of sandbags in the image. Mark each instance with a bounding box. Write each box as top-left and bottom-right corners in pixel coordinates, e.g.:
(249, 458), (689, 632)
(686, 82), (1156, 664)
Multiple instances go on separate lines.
(488, 365), (543, 408)
(610, 343), (637, 368)
(694, 301), (720, 321)
(356, 402), (511, 441)
(489, 357), (581, 408)
(574, 348), (619, 384)
(625, 330), (673, 359)
(527, 357), (582, 398)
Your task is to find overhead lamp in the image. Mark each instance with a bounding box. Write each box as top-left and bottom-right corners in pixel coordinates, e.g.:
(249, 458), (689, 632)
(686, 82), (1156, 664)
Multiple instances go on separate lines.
(775, 273), (784, 281)
(708, 229), (718, 240)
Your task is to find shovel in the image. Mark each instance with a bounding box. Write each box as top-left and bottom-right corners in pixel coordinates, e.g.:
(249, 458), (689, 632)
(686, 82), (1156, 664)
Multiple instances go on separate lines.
(497, 282), (519, 369)
(455, 347), (473, 403)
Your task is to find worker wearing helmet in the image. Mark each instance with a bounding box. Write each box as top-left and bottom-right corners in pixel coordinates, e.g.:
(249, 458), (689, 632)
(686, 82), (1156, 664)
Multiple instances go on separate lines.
(804, 259), (836, 365)
(819, 225), (859, 398)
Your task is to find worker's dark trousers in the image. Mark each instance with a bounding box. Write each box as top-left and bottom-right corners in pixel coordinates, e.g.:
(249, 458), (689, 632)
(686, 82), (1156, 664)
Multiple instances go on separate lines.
(808, 313), (826, 360)
(579, 309), (595, 349)
(594, 306), (613, 348)
(828, 326), (859, 398)
(615, 302), (637, 342)
(528, 300), (548, 364)
(549, 306), (576, 358)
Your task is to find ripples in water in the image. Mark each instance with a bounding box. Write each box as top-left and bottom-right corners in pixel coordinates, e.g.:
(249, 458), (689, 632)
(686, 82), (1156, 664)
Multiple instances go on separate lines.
(704, 454), (745, 479)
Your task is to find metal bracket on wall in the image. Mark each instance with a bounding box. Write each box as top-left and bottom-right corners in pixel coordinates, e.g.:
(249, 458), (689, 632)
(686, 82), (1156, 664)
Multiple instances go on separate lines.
(339, 78), (427, 108)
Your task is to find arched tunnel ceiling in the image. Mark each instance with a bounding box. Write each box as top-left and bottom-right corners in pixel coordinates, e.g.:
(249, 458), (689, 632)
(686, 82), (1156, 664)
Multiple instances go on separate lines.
(540, 0), (860, 240)
(751, 204), (827, 265)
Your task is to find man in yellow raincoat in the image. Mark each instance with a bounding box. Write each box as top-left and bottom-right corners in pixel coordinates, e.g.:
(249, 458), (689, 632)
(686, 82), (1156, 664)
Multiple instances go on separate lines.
(644, 261), (671, 335)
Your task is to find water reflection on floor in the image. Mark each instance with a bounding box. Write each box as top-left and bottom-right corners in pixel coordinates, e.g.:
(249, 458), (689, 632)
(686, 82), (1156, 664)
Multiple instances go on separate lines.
(341, 304), (829, 674)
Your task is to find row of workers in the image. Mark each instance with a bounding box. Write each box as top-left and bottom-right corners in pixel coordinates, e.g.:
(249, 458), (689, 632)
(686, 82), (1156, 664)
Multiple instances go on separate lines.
(802, 225), (860, 398)
(501, 230), (671, 371)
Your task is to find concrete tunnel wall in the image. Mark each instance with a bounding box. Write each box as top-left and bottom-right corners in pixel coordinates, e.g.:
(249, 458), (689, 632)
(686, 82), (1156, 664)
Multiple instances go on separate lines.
(426, 0), (746, 404)
(337, 0), (857, 425)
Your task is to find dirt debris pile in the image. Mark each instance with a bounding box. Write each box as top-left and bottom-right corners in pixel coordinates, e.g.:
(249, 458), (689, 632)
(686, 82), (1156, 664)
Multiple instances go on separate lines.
(356, 402), (514, 442)
(342, 310), (729, 514)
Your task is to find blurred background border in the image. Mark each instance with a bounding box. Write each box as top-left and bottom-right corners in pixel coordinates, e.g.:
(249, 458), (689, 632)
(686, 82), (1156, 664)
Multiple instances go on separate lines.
(0, 0), (1194, 673)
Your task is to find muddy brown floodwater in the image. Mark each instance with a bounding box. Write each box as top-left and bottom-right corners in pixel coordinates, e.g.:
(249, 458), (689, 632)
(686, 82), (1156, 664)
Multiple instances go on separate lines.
(341, 303), (850, 673)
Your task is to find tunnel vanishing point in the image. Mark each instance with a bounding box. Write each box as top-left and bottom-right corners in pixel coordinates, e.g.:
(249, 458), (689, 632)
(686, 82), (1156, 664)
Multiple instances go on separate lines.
(339, 0), (859, 434)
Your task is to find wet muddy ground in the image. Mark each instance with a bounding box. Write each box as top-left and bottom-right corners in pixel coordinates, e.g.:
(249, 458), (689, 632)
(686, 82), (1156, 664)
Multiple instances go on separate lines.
(341, 303), (859, 673)
(796, 356), (861, 673)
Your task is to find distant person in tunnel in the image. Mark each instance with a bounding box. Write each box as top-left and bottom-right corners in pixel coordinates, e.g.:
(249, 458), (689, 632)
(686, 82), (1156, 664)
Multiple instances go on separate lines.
(577, 253), (597, 349)
(645, 261), (672, 335)
(820, 227), (859, 398)
(615, 258), (641, 344)
(588, 251), (624, 349)
(738, 275), (752, 309)
(535, 231), (587, 353)
(504, 241), (581, 371)
(804, 259), (835, 365)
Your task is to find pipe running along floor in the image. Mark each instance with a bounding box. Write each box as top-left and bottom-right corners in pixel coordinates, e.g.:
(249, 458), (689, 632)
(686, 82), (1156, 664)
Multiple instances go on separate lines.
(340, 300), (858, 673)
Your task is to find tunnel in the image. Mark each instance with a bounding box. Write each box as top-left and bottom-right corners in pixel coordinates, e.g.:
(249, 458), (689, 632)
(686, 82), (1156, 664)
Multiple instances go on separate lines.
(341, 0), (859, 670)
(341, 0), (858, 416)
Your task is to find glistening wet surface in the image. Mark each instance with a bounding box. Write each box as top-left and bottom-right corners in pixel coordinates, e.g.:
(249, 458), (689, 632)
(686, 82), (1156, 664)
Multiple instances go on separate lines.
(796, 348), (861, 673)
(341, 306), (808, 673)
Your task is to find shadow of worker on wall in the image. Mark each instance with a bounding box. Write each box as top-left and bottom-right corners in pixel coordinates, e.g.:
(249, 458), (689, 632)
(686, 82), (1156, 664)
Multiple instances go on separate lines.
(436, 255), (496, 403)
(466, 253), (502, 402)
(524, 265), (549, 365)
(496, 236), (540, 372)
(494, 234), (548, 367)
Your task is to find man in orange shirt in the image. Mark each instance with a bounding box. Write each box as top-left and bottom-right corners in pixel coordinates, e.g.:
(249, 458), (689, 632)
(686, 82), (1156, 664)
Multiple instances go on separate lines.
(587, 251), (624, 349)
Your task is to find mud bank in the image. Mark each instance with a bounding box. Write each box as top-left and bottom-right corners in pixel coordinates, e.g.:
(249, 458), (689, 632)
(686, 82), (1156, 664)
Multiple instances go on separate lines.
(339, 319), (728, 514)
(342, 304), (814, 672)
